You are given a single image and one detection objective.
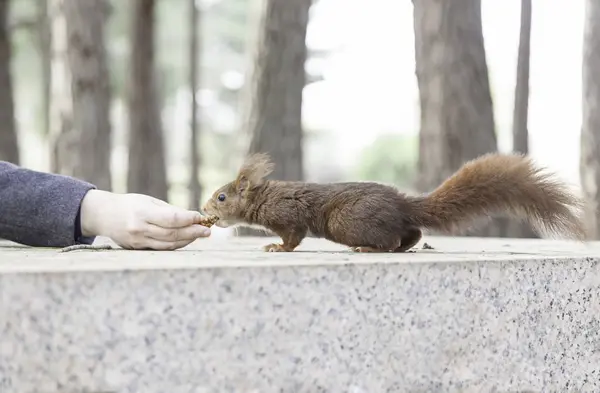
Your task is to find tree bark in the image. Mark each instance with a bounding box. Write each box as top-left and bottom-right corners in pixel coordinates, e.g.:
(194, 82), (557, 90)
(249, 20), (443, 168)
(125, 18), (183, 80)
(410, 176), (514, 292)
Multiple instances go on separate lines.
(244, 0), (311, 181)
(512, 0), (531, 156)
(188, 0), (201, 211)
(0, 0), (19, 165)
(38, 0), (52, 138)
(413, 0), (504, 237)
(581, 0), (600, 239)
(49, 0), (112, 190)
(127, 0), (168, 201)
(507, 0), (537, 238)
(236, 0), (312, 236)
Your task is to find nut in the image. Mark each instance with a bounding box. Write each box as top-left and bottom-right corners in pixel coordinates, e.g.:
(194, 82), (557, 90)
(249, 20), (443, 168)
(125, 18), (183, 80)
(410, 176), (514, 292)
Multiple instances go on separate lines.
(198, 215), (220, 228)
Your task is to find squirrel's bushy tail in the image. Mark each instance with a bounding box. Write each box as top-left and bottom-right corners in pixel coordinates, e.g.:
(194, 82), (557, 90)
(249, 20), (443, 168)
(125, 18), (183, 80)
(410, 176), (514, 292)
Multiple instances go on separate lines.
(410, 153), (587, 240)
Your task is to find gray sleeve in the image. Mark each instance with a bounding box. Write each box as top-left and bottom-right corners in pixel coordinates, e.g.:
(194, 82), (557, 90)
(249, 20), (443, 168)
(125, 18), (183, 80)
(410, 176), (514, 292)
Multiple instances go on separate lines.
(0, 161), (97, 247)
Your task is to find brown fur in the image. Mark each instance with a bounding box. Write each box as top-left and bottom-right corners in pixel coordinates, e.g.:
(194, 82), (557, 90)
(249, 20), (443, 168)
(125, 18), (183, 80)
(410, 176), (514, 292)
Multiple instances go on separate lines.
(201, 152), (587, 252)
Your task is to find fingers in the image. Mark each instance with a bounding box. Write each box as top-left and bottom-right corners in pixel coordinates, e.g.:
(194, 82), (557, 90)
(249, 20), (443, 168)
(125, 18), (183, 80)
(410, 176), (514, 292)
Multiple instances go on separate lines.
(144, 223), (211, 243)
(122, 225), (211, 250)
(138, 238), (197, 251)
(145, 206), (204, 228)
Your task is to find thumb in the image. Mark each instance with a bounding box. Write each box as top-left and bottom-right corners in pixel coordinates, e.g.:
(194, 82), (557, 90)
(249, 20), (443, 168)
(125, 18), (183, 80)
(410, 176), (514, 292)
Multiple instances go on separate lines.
(146, 206), (203, 228)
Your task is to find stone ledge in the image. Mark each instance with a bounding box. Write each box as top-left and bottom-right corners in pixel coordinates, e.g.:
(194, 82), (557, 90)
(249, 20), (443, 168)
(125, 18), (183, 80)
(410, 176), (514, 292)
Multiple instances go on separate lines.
(1, 235), (598, 273)
(0, 236), (599, 392)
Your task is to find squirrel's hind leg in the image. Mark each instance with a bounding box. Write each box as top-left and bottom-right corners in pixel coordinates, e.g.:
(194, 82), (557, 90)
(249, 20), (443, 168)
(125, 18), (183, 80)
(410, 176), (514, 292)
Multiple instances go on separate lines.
(393, 227), (422, 253)
(351, 246), (392, 253)
(349, 239), (403, 253)
(350, 228), (422, 253)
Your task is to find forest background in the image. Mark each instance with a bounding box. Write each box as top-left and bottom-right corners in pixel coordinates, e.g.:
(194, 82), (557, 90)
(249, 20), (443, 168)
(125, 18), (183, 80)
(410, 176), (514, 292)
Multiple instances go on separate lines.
(1, 0), (598, 239)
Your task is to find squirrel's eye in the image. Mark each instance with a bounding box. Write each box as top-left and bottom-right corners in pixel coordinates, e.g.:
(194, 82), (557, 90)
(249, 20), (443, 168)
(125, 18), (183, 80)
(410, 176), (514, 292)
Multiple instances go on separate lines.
(217, 193), (226, 202)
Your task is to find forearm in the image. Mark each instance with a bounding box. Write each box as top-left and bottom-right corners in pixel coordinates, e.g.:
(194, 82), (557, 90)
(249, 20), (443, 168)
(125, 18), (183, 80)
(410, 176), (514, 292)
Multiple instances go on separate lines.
(0, 161), (97, 247)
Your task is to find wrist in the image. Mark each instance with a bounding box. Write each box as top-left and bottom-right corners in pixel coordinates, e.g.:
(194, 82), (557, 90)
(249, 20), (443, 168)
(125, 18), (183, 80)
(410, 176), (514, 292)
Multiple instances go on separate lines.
(79, 189), (114, 237)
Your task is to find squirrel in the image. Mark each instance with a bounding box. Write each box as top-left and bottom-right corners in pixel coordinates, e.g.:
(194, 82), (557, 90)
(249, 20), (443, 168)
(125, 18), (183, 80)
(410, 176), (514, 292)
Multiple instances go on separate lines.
(201, 152), (587, 253)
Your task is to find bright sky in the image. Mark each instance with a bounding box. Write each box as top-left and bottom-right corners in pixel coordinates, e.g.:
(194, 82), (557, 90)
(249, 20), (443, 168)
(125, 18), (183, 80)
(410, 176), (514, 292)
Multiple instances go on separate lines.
(304, 0), (585, 188)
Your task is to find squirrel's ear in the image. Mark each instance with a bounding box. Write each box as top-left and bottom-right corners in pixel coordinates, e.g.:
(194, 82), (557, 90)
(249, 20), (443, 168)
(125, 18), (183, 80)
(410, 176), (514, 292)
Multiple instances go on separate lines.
(236, 175), (250, 194)
(236, 153), (274, 187)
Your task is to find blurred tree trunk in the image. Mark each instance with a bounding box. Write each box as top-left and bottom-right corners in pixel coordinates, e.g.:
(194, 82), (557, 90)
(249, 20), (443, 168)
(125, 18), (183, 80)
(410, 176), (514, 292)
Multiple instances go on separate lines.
(49, 0), (112, 190)
(245, 0), (310, 181)
(49, 0), (68, 174)
(188, 0), (201, 211)
(413, 0), (505, 237)
(581, 0), (600, 239)
(0, 0), (19, 165)
(127, 0), (168, 201)
(512, 0), (531, 157)
(38, 0), (52, 138)
(507, 0), (537, 238)
(237, 0), (312, 236)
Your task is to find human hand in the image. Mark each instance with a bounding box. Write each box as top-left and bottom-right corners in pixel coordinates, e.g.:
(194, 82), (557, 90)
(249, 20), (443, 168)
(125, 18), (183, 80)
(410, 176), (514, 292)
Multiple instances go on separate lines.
(79, 190), (211, 250)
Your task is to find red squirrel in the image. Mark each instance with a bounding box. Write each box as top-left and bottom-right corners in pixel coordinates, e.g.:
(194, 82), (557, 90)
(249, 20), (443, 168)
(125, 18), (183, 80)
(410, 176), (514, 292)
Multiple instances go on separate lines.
(201, 153), (587, 252)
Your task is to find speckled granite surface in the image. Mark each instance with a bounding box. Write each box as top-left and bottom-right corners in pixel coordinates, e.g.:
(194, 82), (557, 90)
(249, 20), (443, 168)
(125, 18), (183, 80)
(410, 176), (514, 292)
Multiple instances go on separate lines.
(1, 236), (600, 393)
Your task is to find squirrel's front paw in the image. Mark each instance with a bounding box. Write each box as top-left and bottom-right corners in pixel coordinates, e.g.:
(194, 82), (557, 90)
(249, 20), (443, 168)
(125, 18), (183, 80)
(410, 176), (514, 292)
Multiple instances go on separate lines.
(263, 243), (286, 252)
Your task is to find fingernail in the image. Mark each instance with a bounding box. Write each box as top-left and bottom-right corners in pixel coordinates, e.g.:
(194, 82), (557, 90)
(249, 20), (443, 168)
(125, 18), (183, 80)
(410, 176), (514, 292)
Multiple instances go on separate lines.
(199, 227), (211, 237)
